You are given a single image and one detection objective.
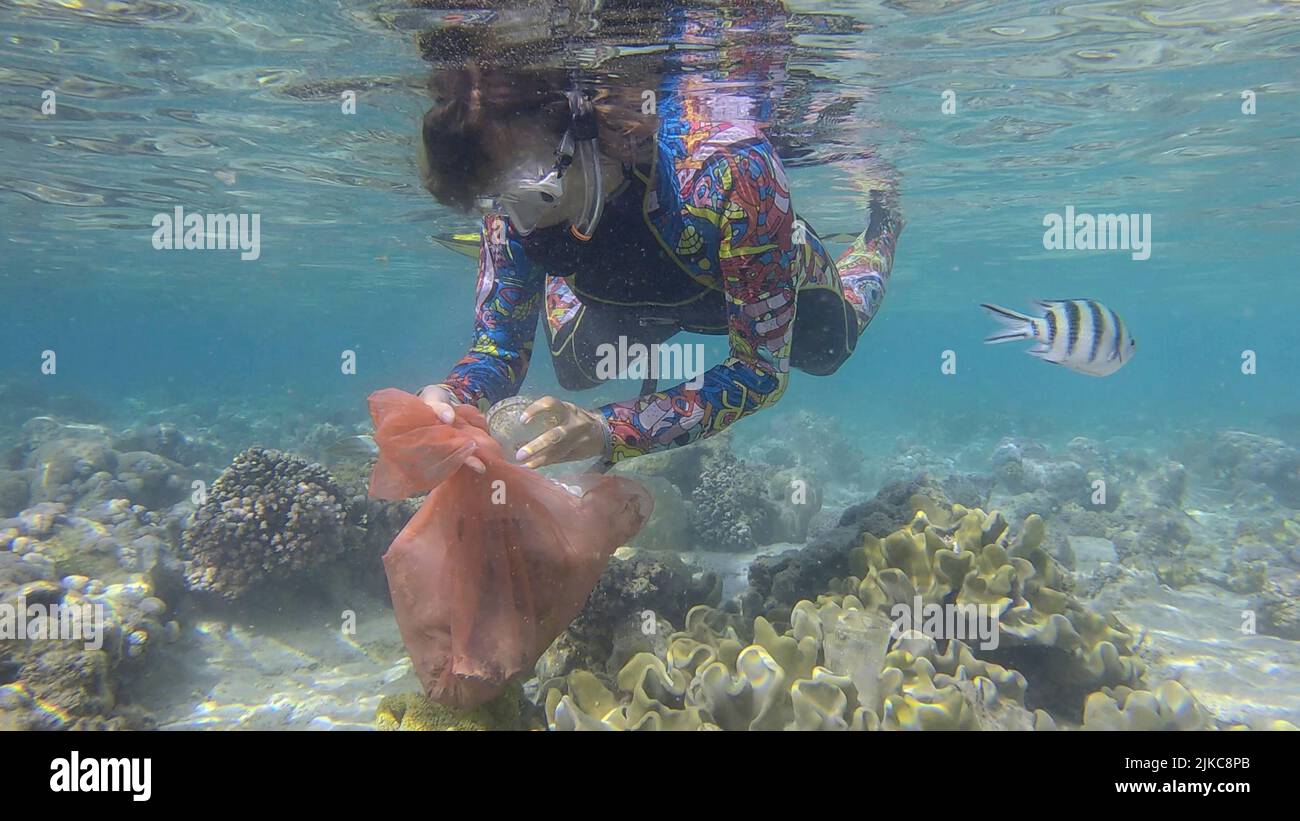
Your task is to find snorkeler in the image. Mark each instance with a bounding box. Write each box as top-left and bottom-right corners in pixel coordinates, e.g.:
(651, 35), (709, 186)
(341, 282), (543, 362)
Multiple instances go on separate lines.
(415, 66), (901, 471)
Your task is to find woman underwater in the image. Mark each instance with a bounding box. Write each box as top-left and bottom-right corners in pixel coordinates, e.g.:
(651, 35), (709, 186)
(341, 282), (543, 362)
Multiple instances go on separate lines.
(415, 64), (901, 472)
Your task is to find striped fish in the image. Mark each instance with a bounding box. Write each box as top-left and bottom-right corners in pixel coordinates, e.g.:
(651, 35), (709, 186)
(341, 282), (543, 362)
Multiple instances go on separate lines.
(980, 299), (1136, 377)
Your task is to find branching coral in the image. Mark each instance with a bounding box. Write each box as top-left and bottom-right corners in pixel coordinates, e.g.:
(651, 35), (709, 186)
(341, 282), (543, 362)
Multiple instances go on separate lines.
(689, 447), (772, 551)
(617, 433), (822, 550)
(181, 447), (348, 600)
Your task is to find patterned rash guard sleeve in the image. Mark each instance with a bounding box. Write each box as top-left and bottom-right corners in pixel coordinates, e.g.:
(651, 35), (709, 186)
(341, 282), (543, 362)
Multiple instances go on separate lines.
(599, 140), (797, 461)
(440, 214), (543, 406)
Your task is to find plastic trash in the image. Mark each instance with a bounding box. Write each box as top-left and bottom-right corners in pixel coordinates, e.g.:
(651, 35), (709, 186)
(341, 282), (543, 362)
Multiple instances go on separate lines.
(484, 394), (564, 464)
(366, 388), (652, 709)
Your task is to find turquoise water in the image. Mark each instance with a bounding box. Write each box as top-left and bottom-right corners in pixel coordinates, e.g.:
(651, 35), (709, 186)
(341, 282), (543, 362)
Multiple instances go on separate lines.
(1, 1), (1299, 730)
(3, 0), (1295, 440)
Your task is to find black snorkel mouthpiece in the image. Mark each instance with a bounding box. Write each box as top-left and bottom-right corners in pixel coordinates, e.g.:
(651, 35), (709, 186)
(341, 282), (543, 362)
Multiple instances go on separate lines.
(566, 89), (599, 141)
(564, 89), (604, 241)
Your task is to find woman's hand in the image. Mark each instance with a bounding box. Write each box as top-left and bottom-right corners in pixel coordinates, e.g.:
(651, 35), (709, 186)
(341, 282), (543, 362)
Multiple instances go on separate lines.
(417, 384), (486, 474)
(516, 396), (611, 468)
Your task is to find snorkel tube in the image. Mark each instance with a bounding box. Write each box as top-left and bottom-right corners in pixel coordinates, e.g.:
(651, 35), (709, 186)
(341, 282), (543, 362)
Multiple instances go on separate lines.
(474, 88), (607, 239)
(564, 89), (604, 241)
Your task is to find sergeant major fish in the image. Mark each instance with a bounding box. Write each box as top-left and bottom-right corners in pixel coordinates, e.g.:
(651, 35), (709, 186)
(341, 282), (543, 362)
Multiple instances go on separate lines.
(980, 299), (1136, 377)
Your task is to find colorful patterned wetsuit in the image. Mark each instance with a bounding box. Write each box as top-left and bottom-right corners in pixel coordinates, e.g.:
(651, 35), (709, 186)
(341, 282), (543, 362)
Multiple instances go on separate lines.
(440, 115), (900, 464)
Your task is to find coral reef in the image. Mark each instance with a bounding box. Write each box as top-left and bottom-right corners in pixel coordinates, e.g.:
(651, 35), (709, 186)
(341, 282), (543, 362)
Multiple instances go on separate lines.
(13, 420), (191, 511)
(991, 438), (1088, 502)
(0, 642), (146, 731)
(376, 685), (541, 731)
(0, 471), (29, 518)
(746, 475), (955, 621)
(111, 451), (191, 511)
(7, 388), (1299, 732)
(988, 432), (1300, 610)
(876, 444), (957, 488)
(536, 549), (721, 683)
(982, 436), (1225, 592)
(1089, 570), (1300, 728)
(112, 422), (214, 471)
(1081, 682), (1209, 731)
(1, 412), (410, 730)
(0, 501), (180, 730)
(765, 467), (823, 543)
(617, 433), (821, 551)
(1202, 430), (1300, 509)
(1, 500), (183, 622)
(1256, 573), (1300, 640)
(543, 596), (1198, 731)
(689, 446), (773, 551)
(627, 476), (689, 551)
(542, 500), (1198, 731)
(754, 410), (867, 487)
(833, 500), (1145, 714)
(181, 447), (349, 600)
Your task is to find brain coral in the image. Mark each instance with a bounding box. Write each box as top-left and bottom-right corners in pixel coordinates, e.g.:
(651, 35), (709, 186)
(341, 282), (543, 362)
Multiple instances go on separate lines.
(181, 447), (348, 600)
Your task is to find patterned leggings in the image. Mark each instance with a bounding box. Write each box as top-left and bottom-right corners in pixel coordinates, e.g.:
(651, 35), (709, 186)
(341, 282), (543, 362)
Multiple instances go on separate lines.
(836, 191), (902, 337)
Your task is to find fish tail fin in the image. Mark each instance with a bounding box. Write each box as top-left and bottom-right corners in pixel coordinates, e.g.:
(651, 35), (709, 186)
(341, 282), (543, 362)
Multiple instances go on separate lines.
(980, 303), (1036, 344)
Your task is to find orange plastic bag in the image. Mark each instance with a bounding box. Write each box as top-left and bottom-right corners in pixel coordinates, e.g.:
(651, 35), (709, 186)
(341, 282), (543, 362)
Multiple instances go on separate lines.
(367, 388), (652, 709)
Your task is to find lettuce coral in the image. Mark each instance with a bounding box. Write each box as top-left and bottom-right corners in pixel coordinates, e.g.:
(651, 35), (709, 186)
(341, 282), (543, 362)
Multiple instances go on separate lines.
(837, 498), (1146, 702)
(542, 500), (1210, 731)
(543, 598), (1048, 731)
(1081, 681), (1207, 731)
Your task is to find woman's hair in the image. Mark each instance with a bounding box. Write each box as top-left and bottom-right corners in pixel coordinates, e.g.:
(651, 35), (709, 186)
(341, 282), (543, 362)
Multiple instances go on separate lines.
(418, 63), (660, 211)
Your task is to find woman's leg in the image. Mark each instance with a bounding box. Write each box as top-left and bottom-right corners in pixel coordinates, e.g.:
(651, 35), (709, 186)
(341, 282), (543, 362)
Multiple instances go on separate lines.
(836, 191), (903, 337)
(788, 192), (902, 376)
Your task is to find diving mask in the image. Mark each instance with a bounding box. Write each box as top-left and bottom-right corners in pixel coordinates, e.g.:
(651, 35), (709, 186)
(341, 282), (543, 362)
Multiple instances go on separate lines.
(475, 91), (605, 239)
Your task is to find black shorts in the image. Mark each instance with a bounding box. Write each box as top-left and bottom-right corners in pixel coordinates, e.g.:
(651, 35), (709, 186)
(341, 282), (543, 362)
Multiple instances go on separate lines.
(545, 286), (856, 391)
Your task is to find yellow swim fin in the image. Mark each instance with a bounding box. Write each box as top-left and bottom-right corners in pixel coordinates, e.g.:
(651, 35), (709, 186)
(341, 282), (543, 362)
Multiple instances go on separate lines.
(428, 231), (482, 259)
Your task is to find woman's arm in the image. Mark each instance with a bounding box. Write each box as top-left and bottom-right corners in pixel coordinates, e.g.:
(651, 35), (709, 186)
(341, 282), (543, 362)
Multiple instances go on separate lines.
(439, 213), (543, 407)
(598, 139), (796, 461)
